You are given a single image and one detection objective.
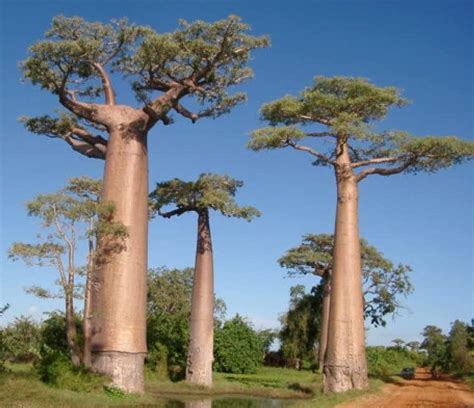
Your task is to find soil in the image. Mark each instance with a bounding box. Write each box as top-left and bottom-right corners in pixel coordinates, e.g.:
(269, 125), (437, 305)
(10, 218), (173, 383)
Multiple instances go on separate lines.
(337, 368), (474, 408)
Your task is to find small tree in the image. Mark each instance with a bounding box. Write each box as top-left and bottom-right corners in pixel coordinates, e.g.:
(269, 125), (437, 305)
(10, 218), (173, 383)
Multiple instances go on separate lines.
(279, 285), (322, 367)
(8, 177), (126, 367)
(406, 341), (421, 353)
(391, 338), (406, 350)
(249, 76), (474, 392)
(421, 325), (447, 376)
(278, 233), (413, 370)
(446, 320), (473, 374)
(150, 173), (260, 386)
(21, 15), (268, 392)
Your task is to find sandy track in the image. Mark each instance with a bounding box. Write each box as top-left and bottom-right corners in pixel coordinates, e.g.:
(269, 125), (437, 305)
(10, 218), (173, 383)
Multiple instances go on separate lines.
(337, 368), (474, 408)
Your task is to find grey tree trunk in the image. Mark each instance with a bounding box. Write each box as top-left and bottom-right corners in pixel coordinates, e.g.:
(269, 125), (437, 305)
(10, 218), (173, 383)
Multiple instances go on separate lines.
(186, 209), (214, 387)
(318, 272), (331, 371)
(65, 294), (82, 367)
(82, 229), (95, 368)
(91, 125), (148, 393)
(323, 142), (368, 393)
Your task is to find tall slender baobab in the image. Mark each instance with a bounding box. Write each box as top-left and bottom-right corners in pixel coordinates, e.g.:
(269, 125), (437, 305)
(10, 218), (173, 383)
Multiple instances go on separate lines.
(249, 76), (474, 392)
(149, 174), (260, 386)
(278, 233), (413, 371)
(21, 16), (268, 392)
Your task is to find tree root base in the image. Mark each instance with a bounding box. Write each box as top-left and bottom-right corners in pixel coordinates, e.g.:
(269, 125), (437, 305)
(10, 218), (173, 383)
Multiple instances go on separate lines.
(92, 351), (146, 393)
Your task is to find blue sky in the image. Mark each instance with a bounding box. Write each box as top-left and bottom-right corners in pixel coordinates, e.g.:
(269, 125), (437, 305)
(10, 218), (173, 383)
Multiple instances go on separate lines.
(0, 0), (472, 346)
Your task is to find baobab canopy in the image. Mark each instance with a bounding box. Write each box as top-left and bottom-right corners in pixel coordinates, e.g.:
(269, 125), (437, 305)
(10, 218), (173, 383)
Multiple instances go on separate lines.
(278, 233), (413, 327)
(21, 15), (269, 158)
(150, 173), (261, 220)
(249, 76), (474, 178)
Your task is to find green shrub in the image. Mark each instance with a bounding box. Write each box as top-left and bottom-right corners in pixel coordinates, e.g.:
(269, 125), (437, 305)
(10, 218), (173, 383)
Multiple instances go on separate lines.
(214, 315), (264, 374)
(366, 346), (420, 379)
(37, 352), (104, 392)
(146, 342), (169, 381)
(2, 316), (41, 363)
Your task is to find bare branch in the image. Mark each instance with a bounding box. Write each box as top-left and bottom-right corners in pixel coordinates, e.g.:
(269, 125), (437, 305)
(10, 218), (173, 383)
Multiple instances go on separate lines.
(90, 62), (115, 105)
(158, 207), (194, 218)
(355, 159), (415, 182)
(287, 140), (336, 166)
(306, 131), (336, 138)
(173, 102), (199, 123)
(351, 156), (404, 169)
(299, 115), (331, 126)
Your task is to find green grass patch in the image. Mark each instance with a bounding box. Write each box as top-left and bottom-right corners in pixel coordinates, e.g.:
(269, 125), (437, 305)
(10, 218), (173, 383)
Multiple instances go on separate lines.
(1, 363), (382, 407)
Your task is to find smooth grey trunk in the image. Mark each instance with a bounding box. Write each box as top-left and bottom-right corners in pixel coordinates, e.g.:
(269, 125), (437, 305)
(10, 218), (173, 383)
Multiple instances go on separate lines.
(65, 294), (82, 367)
(91, 124), (148, 393)
(323, 142), (368, 393)
(186, 209), (214, 387)
(318, 273), (331, 371)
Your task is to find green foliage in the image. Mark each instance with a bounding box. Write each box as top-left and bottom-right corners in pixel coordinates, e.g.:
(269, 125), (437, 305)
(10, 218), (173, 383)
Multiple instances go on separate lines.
(146, 267), (193, 378)
(279, 285), (322, 363)
(8, 177), (127, 302)
(214, 315), (264, 374)
(150, 173), (261, 220)
(1, 316), (41, 363)
(121, 15), (269, 115)
(446, 320), (474, 374)
(366, 346), (420, 380)
(21, 15), (268, 155)
(420, 325), (448, 371)
(21, 16), (148, 94)
(279, 234), (413, 327)
(249, 76), (474, 179)
(38, 353), (104, 392)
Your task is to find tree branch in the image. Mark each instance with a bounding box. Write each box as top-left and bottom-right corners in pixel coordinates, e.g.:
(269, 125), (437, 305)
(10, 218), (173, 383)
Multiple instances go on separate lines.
(305, 131), (336, 138)
(351, 156), (405, 169)
(299, 115), (331, 126)
(90, 62), (115, 105)
(158, 206), (194, 218)
(287, 141), (336, 166)
(355, 159), (415, 182)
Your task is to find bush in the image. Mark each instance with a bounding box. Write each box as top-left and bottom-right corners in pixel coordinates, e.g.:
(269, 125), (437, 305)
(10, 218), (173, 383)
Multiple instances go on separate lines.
(37, 352), (104, 392)
(366, 346), (420, 379)
(2, 316), (41, 363)
(145, 342), (169, 381)
(214, 315), (264, 374)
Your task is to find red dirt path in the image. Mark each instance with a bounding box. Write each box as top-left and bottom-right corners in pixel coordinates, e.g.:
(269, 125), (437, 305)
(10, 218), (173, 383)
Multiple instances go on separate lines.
(337, 368), (474, 408)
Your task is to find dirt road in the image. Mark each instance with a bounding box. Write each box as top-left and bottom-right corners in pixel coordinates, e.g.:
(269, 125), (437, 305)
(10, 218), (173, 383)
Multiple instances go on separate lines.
(337, 368), (474, 408)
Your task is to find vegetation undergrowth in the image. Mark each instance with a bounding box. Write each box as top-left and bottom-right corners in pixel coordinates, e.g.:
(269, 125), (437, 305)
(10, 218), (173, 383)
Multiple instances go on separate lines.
(0, 363), (383, 407)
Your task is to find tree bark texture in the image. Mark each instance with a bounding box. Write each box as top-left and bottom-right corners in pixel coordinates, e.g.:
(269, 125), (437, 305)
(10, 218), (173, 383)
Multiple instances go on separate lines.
(186, 209), (214, 387)
(91, 124), (148, 393)
(323, 143), (368, 393)
(318, 272), (331, 371)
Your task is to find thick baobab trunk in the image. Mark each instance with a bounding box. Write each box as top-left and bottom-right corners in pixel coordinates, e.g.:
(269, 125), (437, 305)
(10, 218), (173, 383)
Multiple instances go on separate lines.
(323, 144), (368, 393)
(65, 294), (82, 367)
(318, 272), (331, 371)
(91, 124), (148, 393)
(186, 209), (214, 387)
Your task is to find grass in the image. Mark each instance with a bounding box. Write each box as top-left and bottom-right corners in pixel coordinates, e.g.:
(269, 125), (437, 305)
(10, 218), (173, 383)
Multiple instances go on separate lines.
(0, 363), (383, 407)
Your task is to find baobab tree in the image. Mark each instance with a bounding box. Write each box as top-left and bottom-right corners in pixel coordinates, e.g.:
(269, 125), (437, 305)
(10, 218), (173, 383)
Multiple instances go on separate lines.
(278, 233), (413, 371)
(149, 173), (260, 386)
(8, 177), (126, 368)
(21, 15), (268, 392)
(248, 76), (474, 392)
